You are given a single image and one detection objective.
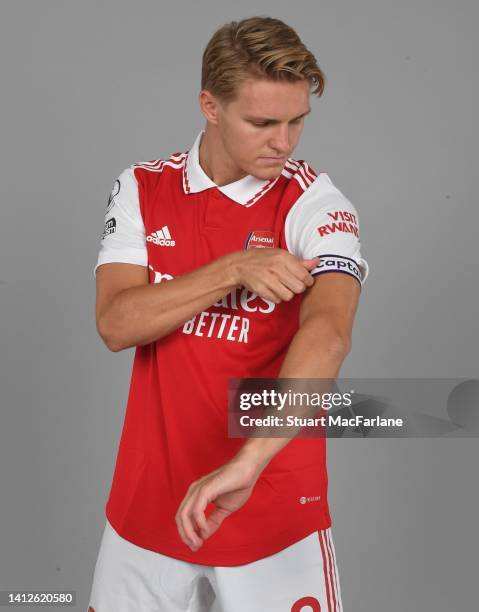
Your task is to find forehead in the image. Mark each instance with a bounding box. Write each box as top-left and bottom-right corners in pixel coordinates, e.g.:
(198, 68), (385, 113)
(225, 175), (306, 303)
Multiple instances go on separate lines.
(228, 77), (310, 117)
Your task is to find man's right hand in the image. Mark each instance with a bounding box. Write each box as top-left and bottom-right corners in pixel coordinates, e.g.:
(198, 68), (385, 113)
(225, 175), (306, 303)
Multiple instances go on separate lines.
(227, 249), (320, 304)
(96, 250), (320, 351)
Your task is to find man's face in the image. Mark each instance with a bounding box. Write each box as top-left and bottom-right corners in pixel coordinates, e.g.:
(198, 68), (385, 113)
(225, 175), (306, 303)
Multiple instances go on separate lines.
(215, 77), (311, 180)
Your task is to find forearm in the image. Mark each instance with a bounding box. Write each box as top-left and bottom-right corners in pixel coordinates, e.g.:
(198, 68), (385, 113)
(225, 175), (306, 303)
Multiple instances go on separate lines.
(102, 252), (241, 351)
(235, 316), (350, 471)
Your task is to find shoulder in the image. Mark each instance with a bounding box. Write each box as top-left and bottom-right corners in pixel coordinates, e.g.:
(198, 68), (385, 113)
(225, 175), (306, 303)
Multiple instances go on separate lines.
(114, 149), (189, 190)
(281, 159), (354, 210)
(281, 158), (318, 192)
(131, 149), (189, 175)
(286, 168), (357, 218)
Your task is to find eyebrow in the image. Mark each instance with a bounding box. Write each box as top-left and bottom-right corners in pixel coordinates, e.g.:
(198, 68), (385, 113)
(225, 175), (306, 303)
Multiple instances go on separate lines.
(245, 108), (312, 123)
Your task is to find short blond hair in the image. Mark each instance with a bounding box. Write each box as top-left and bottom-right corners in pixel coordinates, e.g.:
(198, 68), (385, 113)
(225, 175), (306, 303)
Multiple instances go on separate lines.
(201, 16), (326, 103)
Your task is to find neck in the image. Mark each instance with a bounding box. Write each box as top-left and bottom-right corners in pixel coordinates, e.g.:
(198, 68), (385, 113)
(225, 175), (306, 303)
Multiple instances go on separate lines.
(198, 125), (248, 186)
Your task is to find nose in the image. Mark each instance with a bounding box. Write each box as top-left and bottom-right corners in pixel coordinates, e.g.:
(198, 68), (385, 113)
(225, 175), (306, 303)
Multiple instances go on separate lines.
(268, 124), (291, 155)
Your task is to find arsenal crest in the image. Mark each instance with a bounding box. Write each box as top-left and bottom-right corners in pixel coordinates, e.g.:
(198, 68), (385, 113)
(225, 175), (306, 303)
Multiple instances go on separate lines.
(245, 230), (275, 249)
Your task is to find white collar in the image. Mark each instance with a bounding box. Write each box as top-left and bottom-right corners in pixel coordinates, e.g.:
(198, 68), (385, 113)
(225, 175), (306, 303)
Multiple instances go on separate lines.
(182, 131), (280, 206)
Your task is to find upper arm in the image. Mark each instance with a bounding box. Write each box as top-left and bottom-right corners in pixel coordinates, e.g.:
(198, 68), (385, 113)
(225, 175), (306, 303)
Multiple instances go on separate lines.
(285, 173), (369, 287)
(284, 172), (369, 345)
(94, 165), (149, 336)
(299, 272), (361, 347)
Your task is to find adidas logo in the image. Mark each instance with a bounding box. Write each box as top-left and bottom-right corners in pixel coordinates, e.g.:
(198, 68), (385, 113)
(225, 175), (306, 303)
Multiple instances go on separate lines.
(147, 226), (176, 247)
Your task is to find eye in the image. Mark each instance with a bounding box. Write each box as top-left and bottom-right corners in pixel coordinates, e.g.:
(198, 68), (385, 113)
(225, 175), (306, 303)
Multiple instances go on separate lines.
(251, 117), (303, 127)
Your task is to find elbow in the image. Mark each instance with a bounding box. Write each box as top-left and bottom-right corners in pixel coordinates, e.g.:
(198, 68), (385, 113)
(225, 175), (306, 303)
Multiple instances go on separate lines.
(327, 334), (352, 359)
(97, 317), (124, 352)
(106, 339), (124, 353)
(319, 333), (352, 362)
(304, 318), (352, 357)
(334, 330), (352, 356)
(341, 337), (352, 358)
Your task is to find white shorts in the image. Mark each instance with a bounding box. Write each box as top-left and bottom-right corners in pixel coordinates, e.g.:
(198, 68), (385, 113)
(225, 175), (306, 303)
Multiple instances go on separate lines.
(87, 520), (343, 612)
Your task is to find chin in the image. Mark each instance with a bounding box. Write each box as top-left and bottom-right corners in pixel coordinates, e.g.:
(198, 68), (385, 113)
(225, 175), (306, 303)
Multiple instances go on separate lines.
(251, 167), (283, 181)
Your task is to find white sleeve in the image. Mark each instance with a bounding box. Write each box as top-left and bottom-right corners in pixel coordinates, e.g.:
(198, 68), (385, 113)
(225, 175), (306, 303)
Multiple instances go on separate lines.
(284, 173), (369, 287)
(94, 166), (148, 278)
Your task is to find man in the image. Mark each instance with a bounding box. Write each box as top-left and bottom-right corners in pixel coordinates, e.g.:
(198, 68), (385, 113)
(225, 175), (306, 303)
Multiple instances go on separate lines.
(88, 15), (369, 612)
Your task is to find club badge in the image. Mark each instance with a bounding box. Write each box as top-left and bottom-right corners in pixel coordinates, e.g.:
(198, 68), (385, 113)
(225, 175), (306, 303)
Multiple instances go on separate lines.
(245, 230), (275, 249)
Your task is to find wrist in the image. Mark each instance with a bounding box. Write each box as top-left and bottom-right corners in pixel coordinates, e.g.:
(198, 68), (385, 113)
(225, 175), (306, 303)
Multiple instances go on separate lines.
(221, 251), (243, 289)
(235, 438), (284, 474)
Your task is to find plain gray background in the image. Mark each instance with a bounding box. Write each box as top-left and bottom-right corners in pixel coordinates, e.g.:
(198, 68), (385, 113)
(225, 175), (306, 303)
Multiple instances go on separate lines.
(0, 0), (478, 610)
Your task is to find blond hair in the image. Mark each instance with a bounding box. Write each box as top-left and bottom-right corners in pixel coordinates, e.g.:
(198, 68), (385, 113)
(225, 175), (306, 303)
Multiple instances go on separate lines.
(201, 16), (326, 103)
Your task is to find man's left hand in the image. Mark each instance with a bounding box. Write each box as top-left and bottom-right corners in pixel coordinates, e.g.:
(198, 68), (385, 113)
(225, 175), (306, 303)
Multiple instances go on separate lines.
(175, 456), (262, 551)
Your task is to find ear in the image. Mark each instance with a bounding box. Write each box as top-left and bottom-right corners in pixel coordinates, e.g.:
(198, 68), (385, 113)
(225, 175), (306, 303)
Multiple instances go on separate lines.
(198, 89), (221, 126)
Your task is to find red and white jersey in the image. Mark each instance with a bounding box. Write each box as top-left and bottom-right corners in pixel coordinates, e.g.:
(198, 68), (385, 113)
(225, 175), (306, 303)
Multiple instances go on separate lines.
(94, 130), (369, 566)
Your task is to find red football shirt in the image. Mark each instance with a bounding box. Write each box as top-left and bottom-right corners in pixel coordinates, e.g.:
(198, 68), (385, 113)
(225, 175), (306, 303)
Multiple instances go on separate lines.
(94, 131), (369, 565)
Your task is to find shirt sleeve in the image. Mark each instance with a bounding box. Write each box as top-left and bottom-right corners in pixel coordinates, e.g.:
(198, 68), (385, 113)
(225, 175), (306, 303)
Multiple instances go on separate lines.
(284, 173), (369, 287)
(94, 166), (148, 278)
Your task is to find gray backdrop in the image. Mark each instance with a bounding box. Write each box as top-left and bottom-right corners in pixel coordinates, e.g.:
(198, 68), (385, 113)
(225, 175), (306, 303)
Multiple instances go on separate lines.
(0, 0), (478, 610)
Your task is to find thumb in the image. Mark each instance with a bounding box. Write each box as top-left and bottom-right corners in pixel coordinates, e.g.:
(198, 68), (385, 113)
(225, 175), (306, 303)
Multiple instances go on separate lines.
(202, 507), (231, 539)
(302, 256), (320, 270)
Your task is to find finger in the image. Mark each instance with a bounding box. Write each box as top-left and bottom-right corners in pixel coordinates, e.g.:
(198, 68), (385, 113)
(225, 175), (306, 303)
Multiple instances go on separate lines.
(204, 507), (232, 537)
(183, 513), (203, 550)
(182, 503), (204, 549)
(251, 274), (287, 304)
(176, 491), (203, 550)
(175, 509), (192, 548)
(258, 270), (296, 302)
(175, 514), (192, 549)
(257, 287), (282, 304)
(176, 483), (193, 517)
(276, 268), (309, 294)
(190, 478), (237, 541)
(176, 506), (201, 550)
(301, 257), (320, 270)
(175, 489), (192, 545)
(297, 269), (315, 288)
(191, 493), (210, 536)
(282, 258), (316, 288)
(175, 471), (224, 548)
(269, 279), (295, 302)
(188, 480), (224, 544)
